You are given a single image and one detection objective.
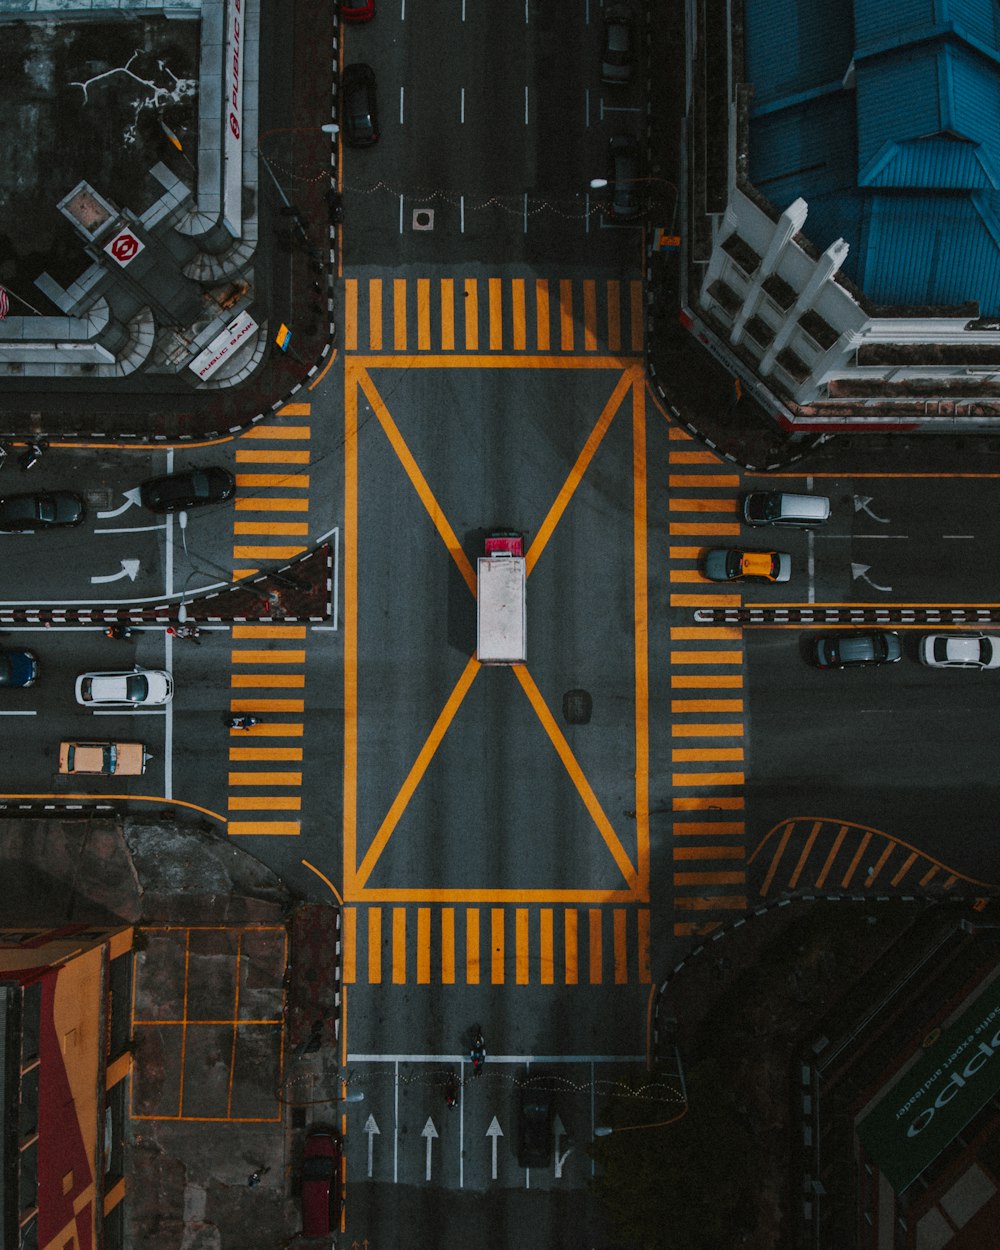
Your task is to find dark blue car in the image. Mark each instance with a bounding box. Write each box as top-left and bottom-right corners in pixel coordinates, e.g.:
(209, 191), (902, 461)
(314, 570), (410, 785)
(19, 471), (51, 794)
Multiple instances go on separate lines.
(0, 649), (38, 688)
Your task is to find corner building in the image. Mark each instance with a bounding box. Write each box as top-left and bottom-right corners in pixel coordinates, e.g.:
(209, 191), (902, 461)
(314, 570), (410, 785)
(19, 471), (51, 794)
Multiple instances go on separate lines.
(1, 924), (134, 1250)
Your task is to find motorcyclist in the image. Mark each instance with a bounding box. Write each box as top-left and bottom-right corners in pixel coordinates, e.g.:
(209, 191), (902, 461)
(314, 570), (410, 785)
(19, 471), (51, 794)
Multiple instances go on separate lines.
(226, 714), (260, 730)
(470, 1027), (486, 1076)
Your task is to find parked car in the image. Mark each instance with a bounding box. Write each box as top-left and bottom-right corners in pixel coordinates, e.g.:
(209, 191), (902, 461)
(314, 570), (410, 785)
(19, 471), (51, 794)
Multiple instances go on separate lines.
(340, 0), (374, 20)
(743, 491), (830, 528)
(702, 548), (791, 583)
(518, 1089), (553, 1168)
(0, 648), (38, 688)
(811, 631), (902, 669)
(139, 467), (235, 513)
(601, 5), (634, 84)
(58, 741), (148, 776)
(301, 1129), (342, 1237)
(75, 668), (173, 708)
(0, 491), (85, 531)
(919, 633), (1000, 670)
(343, 63), (379, 147)
(606, 136), (640, 219)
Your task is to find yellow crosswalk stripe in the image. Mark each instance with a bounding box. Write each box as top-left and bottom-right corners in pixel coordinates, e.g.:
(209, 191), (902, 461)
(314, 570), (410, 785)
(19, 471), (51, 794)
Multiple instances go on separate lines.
(340, 276), (645, 354)
(340, 905), (653, 985)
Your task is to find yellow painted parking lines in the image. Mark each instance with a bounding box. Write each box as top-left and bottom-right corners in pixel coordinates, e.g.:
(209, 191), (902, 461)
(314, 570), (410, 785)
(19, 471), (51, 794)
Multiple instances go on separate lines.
(229, 771), (302, 787)
(672, 722), (744, 737)
(233, 522), (309, 536)
(233, 545), (306, 561)
(228, 796), (302, 809)
(235, 449), (311, 464)
(341, 275), (645, 355)
(228, 821), (301, 837)
(671, 673), (743, 687)
(670, 648), (742, 664)
(670, 521), (740, 535)
(232, 625), (307, 640)
(231, 649), (306, 664)
(235, 497), (309, 512)
(231, 673), (305, 688)
(341, 904), (653, 985)
(235, 474), (310, 488)
(669, 497), (738, 512)
(751, 817), (998, 897)
(229, 747), (303, 761)
(242, 422), (311, 438)
(231, 698), (305, 713)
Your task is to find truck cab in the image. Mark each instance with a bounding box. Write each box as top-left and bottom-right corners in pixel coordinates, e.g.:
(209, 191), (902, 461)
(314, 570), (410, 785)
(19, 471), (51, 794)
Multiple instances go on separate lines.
(477, 532), (527, 665)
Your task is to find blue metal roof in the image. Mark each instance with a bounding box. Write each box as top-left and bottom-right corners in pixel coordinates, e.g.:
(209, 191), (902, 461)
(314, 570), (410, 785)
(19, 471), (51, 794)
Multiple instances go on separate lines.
(745, 0), (1000, 313)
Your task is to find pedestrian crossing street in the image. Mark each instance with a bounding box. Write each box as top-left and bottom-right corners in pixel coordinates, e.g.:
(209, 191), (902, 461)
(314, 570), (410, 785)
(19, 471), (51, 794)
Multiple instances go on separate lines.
(343, 275), (645, 356)
(342, 904), (652, 987)
(225, 408), (315, 837)
(664, 427), (749, 937)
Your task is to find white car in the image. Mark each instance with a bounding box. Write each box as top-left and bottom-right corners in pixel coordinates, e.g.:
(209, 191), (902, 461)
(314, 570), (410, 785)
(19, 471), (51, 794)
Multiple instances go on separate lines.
(75, 668), (173, 707)
(918, 633), (1000, 670)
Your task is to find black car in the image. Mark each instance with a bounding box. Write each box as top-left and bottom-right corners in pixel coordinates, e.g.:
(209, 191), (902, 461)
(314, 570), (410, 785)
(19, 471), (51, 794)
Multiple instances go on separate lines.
(0, 491), (85, 531)
(607, 136), (640, 219)
(138, 467), (236, 513)
(601, 5), (634, 84)
(343, 63), (379, 147)
(517, 1089), (553, 1168)
(812, 631), (902, 669)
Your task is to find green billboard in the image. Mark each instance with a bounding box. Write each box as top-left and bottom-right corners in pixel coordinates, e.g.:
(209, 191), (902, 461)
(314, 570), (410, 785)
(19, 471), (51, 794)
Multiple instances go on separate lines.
(857, 976), (1000, 1192)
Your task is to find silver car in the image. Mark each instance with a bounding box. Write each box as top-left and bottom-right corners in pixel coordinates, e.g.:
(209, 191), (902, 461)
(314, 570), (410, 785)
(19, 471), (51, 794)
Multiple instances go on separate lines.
(918, 634), (1000, 669)
(75, 668), (174, 707)
(601, 6), (634, 85)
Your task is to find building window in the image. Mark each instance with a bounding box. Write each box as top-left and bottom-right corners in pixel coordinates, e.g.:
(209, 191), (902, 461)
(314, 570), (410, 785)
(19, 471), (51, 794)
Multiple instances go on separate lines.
(108, 953), (133, 1060)
(19, 1065), (38, 1141)
(21, 982), (41, 1065)
(105, 1078), (126, 1183)
(19, 1138), (37, 1217)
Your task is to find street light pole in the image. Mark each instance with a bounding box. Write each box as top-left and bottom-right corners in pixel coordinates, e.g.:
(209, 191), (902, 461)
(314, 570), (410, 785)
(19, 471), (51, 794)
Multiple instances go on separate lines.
(594, 1103), (688, 1136)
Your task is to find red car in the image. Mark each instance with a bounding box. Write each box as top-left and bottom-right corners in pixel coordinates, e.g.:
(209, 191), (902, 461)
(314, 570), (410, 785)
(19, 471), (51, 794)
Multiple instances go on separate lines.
(301, 1129), (342, 1237)
(340, 0), (374, 21)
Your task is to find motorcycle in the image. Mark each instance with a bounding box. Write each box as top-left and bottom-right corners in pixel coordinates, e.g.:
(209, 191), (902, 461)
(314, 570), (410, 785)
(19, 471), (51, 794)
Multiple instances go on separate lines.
(226, 714), (261, 730)
(105, 624), (133, 640)
(18, 440), (47, 472)
(470, 1027), (486, 1077)
(445, 1070), (459, 1108)
(167, 623), (201, 644)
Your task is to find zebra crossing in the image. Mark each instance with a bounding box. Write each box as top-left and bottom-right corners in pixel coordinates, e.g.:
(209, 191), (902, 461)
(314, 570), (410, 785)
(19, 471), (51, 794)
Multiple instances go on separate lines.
(665, 427), (749, 936)
(343, 274), (645, 356)
(342, 904), (652, 987)
(225, 409), (315, 836)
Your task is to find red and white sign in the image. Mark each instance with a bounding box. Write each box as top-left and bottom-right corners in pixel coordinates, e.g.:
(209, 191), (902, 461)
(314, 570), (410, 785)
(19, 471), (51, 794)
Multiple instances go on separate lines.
(223, 0), (244, 237)
(103, 229), (145, 267)
(189, 311), (258, 381)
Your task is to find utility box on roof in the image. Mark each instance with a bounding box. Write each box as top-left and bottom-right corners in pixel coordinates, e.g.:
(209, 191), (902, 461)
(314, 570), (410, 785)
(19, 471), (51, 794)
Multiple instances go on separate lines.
(477, 532), (526, 665)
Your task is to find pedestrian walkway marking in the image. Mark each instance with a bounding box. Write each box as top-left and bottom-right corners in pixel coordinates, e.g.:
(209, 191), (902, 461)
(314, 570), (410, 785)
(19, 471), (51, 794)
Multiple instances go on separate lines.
(224, 423), (315, 834)
(664, 426), (750, 936)
(343, 275), (643, 356)
(750, 818), (997, 896)
(341, 904), (652, 986)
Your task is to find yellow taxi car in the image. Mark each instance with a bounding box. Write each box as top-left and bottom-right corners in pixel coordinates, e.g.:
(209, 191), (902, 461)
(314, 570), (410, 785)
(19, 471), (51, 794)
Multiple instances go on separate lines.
(702, 548), (791, 583)
(58, 741), (149, 776)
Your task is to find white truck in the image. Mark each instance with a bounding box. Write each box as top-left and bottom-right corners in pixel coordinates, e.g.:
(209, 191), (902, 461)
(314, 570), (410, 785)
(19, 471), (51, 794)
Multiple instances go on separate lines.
(477, 532), (526, 665)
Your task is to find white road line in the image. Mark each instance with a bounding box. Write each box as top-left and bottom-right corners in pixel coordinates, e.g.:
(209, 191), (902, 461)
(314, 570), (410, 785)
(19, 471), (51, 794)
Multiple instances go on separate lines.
(942, 534), (974, 538)
(347, 1052), (646, 1064)
(852, 534), (908, 539)
(93, 524), (166, 534)
(460, 86), (465, 124)
(0, 710), (37, 716)
(524, 85), (529, 125)
(92, 709), (167, 716)
(807, 530), (815, 604)
(584, 88), (590, 128)
(523, 192), (528, 234)
(460, 195), (465, 233)
(398, 193), (404, 234)
(399, 85), (404, 124)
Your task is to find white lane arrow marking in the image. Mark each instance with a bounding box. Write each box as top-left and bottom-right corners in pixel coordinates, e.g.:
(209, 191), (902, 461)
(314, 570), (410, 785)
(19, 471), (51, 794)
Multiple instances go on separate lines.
(97, 488), (143, 519)
(90, 559), (141, 585)
(486, 1116), (503, 1180)
(422, 1117), (438, 1180)
(553, 1114), (572, 1178)
(851, 562), (892, 593)
(364, 1114), (380, 1178)
(853, 494), (890, 524)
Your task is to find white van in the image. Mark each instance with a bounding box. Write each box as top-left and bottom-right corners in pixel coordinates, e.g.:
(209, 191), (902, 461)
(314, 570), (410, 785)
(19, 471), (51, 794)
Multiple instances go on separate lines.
(742, 491), (830, 528)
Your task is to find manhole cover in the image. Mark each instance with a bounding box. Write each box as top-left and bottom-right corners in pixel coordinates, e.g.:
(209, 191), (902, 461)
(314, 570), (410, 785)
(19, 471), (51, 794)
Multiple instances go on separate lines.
(412, 208), (434, 231)
(563, 688), (592, 725)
